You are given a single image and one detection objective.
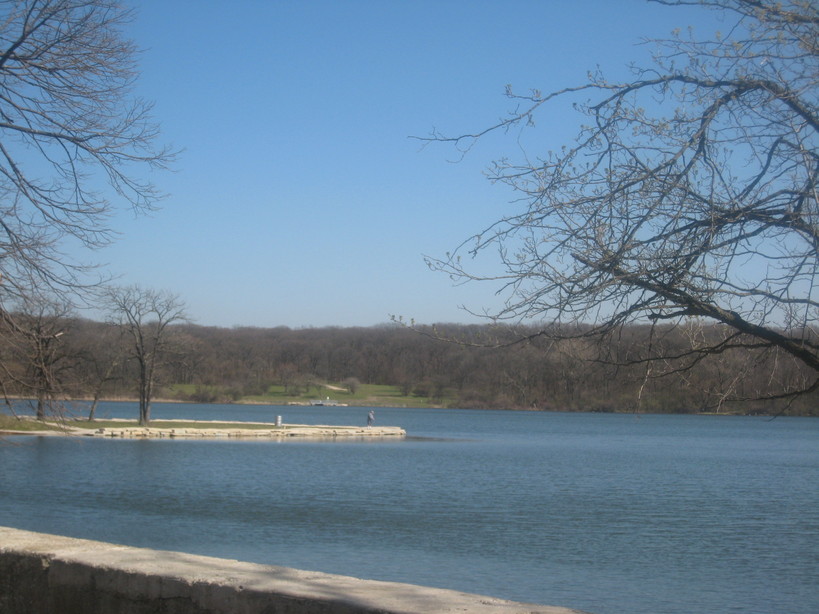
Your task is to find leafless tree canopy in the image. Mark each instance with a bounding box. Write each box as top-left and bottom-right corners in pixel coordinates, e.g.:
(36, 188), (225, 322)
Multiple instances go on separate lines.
(423, 0), (819, 403)
(0, 295), (71, 417)
(106, 285), (186, 425)
(0, 0), (174, 299)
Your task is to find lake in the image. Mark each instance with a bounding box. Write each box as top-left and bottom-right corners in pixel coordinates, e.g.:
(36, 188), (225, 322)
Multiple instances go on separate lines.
(1, 402), (817, 614)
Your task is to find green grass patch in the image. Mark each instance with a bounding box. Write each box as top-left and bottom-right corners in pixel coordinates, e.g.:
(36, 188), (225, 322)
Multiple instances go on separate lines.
(166, 383), (197, 395)
(0, 413), (64, 432)
(241, 382), (454, 408)
(66, 419), (282, 431)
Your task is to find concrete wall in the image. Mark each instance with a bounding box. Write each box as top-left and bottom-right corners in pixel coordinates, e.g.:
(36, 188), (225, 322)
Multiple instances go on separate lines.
(0, 527), (588, 614)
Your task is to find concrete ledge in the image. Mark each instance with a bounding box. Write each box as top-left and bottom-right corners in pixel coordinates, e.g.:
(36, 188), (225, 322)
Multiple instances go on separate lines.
(0, 527), (588, 614)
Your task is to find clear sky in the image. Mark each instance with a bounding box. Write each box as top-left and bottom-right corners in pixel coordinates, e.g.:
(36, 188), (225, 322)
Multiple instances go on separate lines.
(91, 0), (724, 329)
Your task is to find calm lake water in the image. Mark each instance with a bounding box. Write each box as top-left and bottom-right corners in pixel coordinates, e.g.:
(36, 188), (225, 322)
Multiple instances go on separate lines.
(1, 402), (817, 614)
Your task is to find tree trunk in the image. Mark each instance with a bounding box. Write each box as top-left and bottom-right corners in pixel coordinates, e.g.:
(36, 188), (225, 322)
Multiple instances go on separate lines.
(87, 395), (99, 421)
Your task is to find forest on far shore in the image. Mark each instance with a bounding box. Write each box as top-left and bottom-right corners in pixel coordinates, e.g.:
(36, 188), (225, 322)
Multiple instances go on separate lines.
(3, 315), (817, 417)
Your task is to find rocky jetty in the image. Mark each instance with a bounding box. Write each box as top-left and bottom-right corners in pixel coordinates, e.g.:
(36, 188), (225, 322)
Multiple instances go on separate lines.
(87, 423), (406, 439)
(2, 417), (406, 440)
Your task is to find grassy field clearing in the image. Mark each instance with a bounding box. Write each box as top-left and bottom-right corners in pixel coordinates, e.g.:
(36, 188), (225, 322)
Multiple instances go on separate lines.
(168, 382), (452, 408)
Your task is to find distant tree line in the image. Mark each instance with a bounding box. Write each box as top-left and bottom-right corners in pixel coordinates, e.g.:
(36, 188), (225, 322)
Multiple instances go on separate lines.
(1, 312), (816, 416)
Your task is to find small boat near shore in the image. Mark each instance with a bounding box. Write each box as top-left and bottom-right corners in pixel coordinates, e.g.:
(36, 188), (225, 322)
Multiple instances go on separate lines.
(308, 397), (346, 407)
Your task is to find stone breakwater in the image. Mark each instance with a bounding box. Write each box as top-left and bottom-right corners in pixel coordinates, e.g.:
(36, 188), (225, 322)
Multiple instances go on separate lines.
(87, 424), (406, 439)
(2, 418), (406, 440)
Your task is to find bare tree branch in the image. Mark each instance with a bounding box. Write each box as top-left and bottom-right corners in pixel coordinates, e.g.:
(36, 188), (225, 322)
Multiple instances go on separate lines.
(423, 0), (819, 406)
(0, 0), (176, 303)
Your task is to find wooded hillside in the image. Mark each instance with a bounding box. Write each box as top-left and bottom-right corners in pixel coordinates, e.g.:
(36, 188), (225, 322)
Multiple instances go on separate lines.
(2, 316), (816, 416)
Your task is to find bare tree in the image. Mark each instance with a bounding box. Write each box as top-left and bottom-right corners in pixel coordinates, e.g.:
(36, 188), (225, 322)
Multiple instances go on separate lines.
(423, 0), (819, 407)
(343, 376), (361, 395)
(70, 320), (126, 420)
(0, 296), (73, 419)
(107, 286), (186, 425)
(0, 0), (174, 419)
(0, 0), (174, 300)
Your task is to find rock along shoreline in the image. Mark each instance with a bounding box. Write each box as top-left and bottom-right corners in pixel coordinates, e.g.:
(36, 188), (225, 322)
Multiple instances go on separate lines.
(2, 418), (406, 440)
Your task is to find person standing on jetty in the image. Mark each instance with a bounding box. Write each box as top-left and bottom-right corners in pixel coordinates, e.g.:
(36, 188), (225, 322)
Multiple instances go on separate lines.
(367, 410), (375, 428)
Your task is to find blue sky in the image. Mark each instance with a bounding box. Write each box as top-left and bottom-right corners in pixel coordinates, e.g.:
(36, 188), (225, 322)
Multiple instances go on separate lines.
(93, 0), (724, 328)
